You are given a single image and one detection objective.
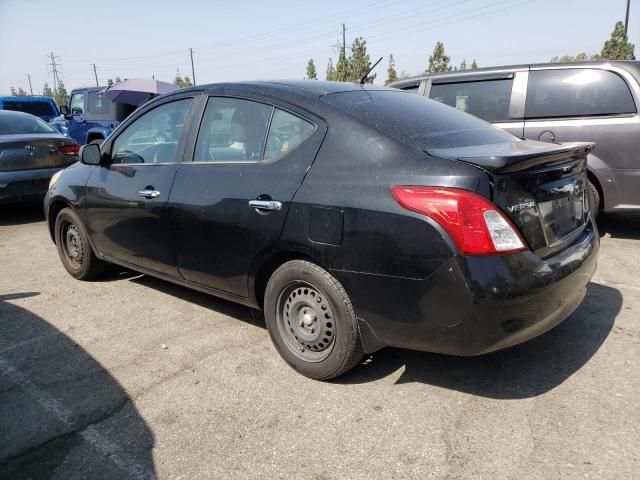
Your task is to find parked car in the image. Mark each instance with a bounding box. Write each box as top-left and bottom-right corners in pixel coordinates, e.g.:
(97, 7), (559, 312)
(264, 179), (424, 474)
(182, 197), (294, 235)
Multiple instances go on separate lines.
(45, 81), (598, 379)
(0, 96), (60, 122)
(389, 61), (640, 217)
(0, 110), (78, 204)
(51, 87), (136, 145)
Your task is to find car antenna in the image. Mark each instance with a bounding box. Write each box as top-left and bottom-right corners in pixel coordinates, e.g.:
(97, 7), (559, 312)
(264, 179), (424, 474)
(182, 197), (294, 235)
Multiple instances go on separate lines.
(359, 57), (383, 85)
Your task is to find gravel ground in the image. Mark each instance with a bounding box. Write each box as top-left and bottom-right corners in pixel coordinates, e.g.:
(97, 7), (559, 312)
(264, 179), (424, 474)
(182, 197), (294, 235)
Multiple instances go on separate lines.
(1, 204), (638, 480)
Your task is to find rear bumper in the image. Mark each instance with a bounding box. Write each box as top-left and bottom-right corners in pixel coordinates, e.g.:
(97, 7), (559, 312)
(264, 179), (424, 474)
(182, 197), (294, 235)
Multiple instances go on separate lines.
(0, 167), (61, 204)
(333, 221), (599, 355)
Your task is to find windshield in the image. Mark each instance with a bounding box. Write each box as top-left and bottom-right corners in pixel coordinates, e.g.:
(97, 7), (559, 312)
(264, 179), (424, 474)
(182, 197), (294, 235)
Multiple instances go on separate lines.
(0, 113), (57, 135)
(325, 89), (514, 149)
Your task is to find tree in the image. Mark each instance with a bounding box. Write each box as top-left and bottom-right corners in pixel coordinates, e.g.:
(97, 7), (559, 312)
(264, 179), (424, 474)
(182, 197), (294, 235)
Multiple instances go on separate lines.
(10, 86), (17, 96)
(385, 54), (398, 85)
(334, 47), (351, 81)
(17, 87), (28, 96)
(107, 79), (114, 86)
(174, 69), (187, 88)
(306, 58), (317, 80)
(183, 76), (193, 87)
(53, 81), (69, 107)
(42, 82), (53, 98)
(115, 76), (122, 83)
(350, 37), (375, 83)
(550, 52), (599, 63)
(325, 58), (336, 81)
(427, 41), (451, 73)
(459, 59), (467, 71)
(601, 21), (635, 60)
(471, 59), (478, 70)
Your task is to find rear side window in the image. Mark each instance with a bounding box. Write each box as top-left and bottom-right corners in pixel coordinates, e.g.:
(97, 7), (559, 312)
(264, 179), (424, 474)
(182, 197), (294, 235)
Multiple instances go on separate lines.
(87, 92), (112, 115)
(2, 100), (55, 118)
(326, 90), (514, 149)
(264, 109), (314, 161)
(429, 78), (514, 122)
(525, 69), (636, 118)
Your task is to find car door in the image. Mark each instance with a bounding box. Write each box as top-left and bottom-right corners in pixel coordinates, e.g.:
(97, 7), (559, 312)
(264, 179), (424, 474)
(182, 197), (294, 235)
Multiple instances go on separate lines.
(67, 90), (90, 144)
(84, 96), (194, 276)
(169, 94), (326, 297)
(523, 67), (640, 208)
(427, 72), (525, 138)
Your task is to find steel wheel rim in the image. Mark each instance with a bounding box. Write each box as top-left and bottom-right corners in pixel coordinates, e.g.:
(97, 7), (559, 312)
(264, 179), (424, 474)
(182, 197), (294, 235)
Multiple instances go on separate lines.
(61, 221), (84, 269)
(276, 281), (336, 362)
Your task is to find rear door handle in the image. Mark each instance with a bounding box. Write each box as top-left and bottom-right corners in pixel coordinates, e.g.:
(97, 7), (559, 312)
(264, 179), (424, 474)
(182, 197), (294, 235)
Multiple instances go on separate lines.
(138, 189), (161, 199)
(249, 199), (282, 212)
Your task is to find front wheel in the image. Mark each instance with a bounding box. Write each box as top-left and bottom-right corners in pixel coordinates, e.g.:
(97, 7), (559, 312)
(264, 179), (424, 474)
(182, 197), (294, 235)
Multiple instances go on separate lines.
(264, 260), (363, 380)
(54, 208), (106, 280)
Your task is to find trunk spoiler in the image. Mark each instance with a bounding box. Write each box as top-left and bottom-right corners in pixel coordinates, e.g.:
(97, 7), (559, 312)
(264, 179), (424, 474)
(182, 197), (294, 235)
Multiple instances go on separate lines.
(426, 140), (595, 174)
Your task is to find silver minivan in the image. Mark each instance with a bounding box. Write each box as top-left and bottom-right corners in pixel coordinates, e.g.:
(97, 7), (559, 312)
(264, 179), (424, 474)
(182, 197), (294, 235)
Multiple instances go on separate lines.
(389, 61), (640, 216)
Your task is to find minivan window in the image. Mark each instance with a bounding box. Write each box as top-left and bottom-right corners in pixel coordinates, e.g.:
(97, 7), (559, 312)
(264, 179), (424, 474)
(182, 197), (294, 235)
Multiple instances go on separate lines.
(429, 78), (514, 122)
(326, 90), (514, 149)
(194, 97), (272, 162)
(525, 69), (636, 118)
(87, 91), (112, 115)
(111, 98), (191, 164)
(2, 100), (55, 118)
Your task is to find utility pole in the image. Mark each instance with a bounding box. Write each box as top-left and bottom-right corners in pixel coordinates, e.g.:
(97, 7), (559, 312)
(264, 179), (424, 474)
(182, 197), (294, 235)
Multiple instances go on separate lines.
(189, 48), (196, 85)
(92, 63), (99, 86)
(341, 23), (346, 51)
(48, 52), (61, 91)
(27, 74), (33, 95)
(625, 0), (631, 35)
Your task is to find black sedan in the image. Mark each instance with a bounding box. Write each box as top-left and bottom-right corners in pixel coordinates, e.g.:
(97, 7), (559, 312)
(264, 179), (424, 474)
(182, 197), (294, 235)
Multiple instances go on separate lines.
(0, 110), (78, 204)
(45, 81), (599, 379)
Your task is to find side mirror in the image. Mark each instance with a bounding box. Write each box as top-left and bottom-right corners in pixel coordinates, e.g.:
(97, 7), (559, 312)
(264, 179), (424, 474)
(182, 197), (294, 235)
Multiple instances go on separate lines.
(59, 105), (69, 116)
(80, 143), (101, 166)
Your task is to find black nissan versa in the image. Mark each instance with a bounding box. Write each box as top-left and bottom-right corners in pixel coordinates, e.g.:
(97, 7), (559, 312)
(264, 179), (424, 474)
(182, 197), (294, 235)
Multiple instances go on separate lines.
(44, 81), (599, 379)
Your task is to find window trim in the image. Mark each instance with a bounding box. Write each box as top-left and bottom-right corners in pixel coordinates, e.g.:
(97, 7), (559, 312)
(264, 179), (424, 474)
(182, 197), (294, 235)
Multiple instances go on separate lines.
(188, 94), (318, 166)
(106, 96), (195, 167)
(524, 67), (638, 120)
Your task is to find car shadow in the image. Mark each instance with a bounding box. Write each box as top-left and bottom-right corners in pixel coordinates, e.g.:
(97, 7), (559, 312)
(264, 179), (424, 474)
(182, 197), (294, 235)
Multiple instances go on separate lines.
(336, 282), (621, 397)
(0, 292), (156, 479)
(597, 212), (640, 240)
(0, 202), (45, 226)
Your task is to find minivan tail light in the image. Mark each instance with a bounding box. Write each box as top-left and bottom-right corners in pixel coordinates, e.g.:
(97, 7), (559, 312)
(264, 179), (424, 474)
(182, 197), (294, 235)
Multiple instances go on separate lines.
(391, 186), (527, 255)
(58, 144), (80, 156)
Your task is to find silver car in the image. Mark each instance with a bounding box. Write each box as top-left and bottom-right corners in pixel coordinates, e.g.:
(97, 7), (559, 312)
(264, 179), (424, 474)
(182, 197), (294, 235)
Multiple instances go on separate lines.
(389, 61), (640, 216)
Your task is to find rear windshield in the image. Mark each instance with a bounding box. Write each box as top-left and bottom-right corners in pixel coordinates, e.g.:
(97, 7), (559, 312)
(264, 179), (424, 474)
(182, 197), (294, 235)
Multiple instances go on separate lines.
(2, 100), (56, 117)
(325, 90), (514, 149)
(0, 114), (57, 134)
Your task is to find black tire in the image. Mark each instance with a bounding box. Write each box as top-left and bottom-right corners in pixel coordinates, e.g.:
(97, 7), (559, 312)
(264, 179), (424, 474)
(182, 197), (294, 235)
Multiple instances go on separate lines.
(587, 180), (600, 220)
(264, 260), (363, 380)
(89, 138), (104, 146)
(54, 207), (106, 280)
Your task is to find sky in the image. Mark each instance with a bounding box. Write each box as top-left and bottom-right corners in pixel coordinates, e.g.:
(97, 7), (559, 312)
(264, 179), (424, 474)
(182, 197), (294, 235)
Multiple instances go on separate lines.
(0, 0), (637, 95)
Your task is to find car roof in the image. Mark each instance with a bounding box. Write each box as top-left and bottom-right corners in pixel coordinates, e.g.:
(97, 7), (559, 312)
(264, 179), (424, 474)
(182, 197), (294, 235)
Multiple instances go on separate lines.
(389, 60), (640, 84)
(0, 96), (55, 102)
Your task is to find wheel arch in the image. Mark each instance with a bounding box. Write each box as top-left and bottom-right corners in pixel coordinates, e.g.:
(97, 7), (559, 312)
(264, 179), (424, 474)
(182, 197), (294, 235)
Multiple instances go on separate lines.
(48, 198), (73, 242)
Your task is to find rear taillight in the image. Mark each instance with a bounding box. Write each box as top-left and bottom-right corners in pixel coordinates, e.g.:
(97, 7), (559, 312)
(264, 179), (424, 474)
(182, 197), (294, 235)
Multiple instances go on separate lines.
(391, 186), (527, 255)
(58, 144), (80, 156)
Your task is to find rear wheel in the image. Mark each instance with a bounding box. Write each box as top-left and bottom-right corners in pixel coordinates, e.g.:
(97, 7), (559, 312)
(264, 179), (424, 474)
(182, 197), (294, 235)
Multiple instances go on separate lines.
(55, 208), (106, 280)
(587, 180), (600, 219)
(264, 260), (363, 380)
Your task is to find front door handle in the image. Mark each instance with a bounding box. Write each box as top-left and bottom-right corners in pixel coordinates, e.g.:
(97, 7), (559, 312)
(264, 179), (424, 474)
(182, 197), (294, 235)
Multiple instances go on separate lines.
(138, 189), (161, 199)
(249, 199), (282, 212)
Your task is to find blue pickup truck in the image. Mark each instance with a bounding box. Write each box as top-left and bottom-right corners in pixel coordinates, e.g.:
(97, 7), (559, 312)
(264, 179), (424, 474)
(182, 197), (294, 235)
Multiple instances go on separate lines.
(51, 87), (136, 145)
(0, 96), (60, 122)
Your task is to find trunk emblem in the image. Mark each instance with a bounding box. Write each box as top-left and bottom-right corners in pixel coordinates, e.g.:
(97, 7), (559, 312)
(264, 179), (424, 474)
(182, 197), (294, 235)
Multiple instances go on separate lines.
(507, 201), (535, 213)
(24, 145), (36, 157)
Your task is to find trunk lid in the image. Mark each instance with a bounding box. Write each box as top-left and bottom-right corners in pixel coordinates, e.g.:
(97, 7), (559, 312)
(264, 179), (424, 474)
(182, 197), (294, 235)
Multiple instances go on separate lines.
(0, 134), (78, 172)
(427, 139), (594, 257)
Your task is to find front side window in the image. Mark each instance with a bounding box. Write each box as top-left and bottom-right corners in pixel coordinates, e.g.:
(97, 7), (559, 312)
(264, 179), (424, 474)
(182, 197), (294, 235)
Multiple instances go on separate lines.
(429, 78), (514, 122)
(70, 93), (85, 114)
(194, 97), (272, 162)
(111, 98), (192, 164)
(264, 109), (314, 161)
(525, 69), (636, 118)
(87, 92), (112, 115)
